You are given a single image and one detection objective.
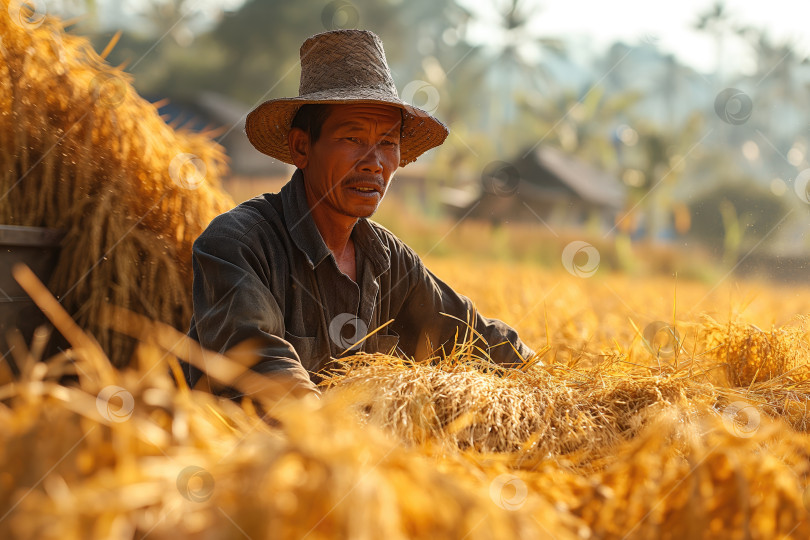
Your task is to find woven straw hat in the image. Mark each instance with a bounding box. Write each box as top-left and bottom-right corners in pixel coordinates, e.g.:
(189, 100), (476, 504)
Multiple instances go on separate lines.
(245, 29), (448, 167)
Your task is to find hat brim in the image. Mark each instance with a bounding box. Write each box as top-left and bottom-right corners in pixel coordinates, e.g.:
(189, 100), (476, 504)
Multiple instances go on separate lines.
(245, 88), (448, 167)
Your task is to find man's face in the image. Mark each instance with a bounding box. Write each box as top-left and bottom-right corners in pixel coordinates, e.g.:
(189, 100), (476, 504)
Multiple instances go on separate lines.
(297, 103), (401, 220)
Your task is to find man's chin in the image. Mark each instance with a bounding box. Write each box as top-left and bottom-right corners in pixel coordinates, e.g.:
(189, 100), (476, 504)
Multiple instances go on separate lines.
(353, 206), (379, 219)
(344, 200), (382, 219)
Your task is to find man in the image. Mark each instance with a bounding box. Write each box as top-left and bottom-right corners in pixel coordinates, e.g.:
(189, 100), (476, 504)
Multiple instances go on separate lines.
(183, 29), (534, 397)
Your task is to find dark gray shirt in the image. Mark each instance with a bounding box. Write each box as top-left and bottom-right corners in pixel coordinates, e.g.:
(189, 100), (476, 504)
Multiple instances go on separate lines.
(184, 169), (533, 395)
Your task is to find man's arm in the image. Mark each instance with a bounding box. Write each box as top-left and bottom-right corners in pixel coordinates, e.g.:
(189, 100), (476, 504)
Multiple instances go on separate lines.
(184, 233), (319, 396)
(392, 245), (534, 367)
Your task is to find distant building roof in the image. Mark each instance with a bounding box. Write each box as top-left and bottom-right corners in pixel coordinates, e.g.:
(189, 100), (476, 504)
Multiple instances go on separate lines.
(443, 145), (626, 231)
(516, 145), (626, 210)
(152, 91), (292, 177)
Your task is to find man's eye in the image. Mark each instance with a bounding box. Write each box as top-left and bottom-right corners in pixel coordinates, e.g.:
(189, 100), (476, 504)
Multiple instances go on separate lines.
(344, 137), (360, 143)
(381, 139), (398, 146)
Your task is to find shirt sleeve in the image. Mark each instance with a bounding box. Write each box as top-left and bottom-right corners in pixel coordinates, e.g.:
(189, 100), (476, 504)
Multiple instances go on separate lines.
(183, 233), (319, 396)
(392, 245), (535, 367)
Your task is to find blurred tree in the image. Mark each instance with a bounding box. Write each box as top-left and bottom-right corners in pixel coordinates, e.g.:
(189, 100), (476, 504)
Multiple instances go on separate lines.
(521, 84), (641, 174)
(688, 181), (790, 260)
(99, 0), (463, 106)
(693, 1), (737, 82)
(415, 0), (572, 198)
(620, 112), (706, 240)
(738, 27), (809, 155)
(455, 0), (566, 153)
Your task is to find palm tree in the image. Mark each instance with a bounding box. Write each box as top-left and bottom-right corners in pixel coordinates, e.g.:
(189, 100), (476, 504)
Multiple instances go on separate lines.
(456, 0), (566, 151)
(741, 28), (806, 144)
(522, 83), (641, 172)
(693, 1), (737, 82)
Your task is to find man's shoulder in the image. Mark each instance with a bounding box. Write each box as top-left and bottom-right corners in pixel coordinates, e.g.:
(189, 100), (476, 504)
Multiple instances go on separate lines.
(365, 220), (420, 264)
(199, 192), (285, 244)
(365, 219), (403, 248)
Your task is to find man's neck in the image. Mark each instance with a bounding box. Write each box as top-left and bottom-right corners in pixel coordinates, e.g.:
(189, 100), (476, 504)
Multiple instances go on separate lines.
(302, 182), (356, 261)
(311, 208), (355, 259)
(309, 207), (358, 282)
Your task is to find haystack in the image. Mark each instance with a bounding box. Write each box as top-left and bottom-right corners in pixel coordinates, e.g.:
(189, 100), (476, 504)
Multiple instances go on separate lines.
(1, 267), (582, 540)
(0, 3), (234, 366)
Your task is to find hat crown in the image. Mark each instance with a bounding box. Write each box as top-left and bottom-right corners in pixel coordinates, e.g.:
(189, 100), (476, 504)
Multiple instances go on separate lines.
(245, 29), (449, 167)
(298, 30), (399, 99)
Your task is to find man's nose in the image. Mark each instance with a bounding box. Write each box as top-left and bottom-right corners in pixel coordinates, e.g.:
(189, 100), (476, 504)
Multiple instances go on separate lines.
(357, 145), (383, 174)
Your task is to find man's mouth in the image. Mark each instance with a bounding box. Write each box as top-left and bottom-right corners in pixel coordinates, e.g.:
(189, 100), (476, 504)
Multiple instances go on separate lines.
(346, 182), (383, 198)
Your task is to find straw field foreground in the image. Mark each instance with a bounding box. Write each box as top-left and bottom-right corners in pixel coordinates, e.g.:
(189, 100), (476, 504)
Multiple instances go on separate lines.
(2, 260), (810, 540)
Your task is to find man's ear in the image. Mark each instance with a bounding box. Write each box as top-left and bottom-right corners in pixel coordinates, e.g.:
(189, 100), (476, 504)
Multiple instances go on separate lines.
(288, 127), (310, 169)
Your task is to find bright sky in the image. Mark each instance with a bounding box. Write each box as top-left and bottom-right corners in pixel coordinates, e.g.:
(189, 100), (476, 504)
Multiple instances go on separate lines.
(85, 0), (810, 77)
(460, 0), (810, 75)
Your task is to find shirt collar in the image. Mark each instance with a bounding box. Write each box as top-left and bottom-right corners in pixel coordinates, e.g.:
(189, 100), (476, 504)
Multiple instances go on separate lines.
(281, 169), (331, 269)
(352, 218), (391, 278)
(282, 169), (391, 277)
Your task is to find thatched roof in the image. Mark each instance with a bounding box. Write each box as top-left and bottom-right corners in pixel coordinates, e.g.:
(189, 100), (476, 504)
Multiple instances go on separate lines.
(156, 91), (292, 177)
(515, 146), (626, 210)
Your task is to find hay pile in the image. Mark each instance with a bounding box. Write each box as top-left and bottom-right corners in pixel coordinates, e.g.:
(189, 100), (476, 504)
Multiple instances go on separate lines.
(0, 3), (233, 366)
(2, 267), (810, 539)
(1, 266), (581, 540)
(324, 353), (695, 459)
(319, 314), (810, 538)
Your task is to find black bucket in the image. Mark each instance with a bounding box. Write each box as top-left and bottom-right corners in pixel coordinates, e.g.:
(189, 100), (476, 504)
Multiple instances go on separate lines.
(0, 225), (64, 366)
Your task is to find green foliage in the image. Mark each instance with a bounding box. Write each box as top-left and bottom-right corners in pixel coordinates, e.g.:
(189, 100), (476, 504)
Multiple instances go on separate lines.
(95, 0), (464, 105)
(688, 181), (790, 256)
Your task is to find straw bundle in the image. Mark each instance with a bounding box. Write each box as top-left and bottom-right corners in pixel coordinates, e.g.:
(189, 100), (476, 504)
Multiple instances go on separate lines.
(323, 353), (697, 463)
(699, 315), (810, 387)
(0, 4), (233, 366)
